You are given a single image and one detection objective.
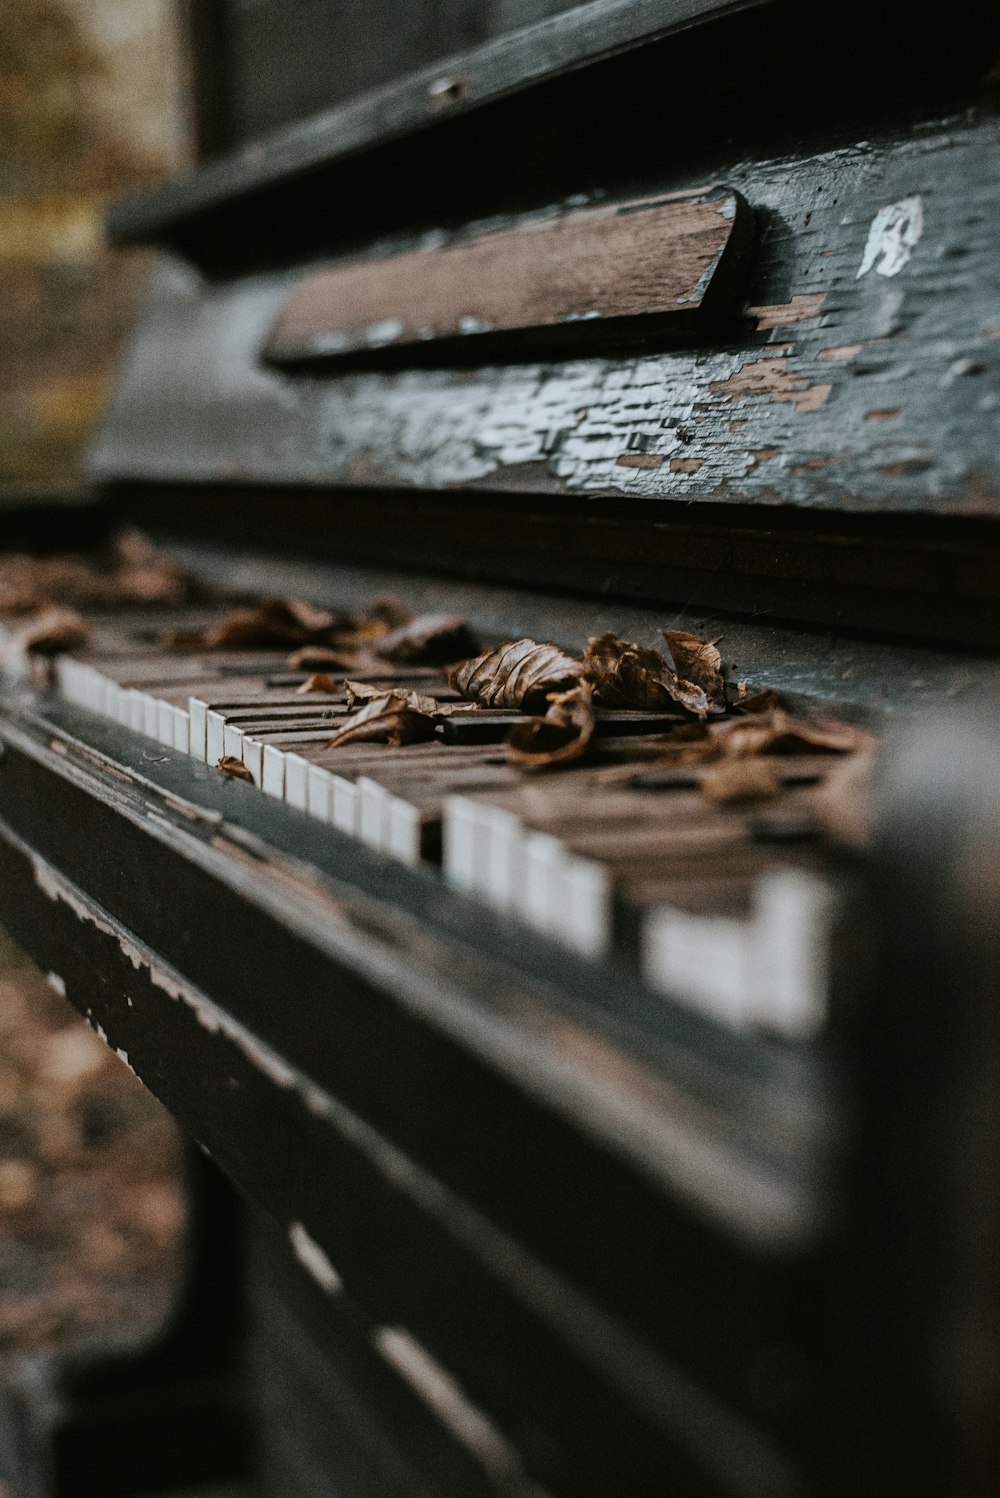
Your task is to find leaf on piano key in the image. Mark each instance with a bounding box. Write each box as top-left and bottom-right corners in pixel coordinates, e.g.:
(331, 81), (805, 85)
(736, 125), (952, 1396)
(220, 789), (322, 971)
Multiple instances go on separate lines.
(325, 690), (438, 748)
(582, 632), (717, 717)
(286, 644), (354, 670)
(705, 709), (876, 759)
(375, 612), (480, 665)
(0, 607), (90, 663)
(448, 639), (584, 709)
(170, 595), (348, 651)
(663, 631), (727, 711)
(344, 680), (440, 714)
(505, 682), (596, 770)
(296, 672), (338, 694)
(216, 755), (255, 782)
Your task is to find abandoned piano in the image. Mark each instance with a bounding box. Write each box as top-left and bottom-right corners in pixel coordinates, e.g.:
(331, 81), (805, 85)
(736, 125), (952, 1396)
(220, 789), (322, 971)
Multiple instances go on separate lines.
(1, 1), (999, 1494)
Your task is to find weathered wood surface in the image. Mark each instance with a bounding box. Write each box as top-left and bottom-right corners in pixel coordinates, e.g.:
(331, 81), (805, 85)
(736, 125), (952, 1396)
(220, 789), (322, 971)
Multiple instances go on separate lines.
(91, 112), (1000, 515)
(265, 189), (749, 361)
(107, 0), (767, 240)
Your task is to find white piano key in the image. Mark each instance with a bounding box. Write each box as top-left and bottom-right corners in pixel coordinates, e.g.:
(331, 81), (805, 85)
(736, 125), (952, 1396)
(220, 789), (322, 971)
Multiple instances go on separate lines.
(128, 690), (145, 732)
(358, 776), (390, 848)
(156, 699), (175, 746)
(443, 796), (476, 889)
(116, 687), (134, 726)
(749, 869), (832, 1041)
(171, 705), (190, 754)
(262, 744), (285, 798)
(643, 908), (753, 1030)
(103, 678), (122, 719)
(332, 776), (358, 834)
(223, 722), (244, 761)
(206, 710), (227, 765)
(520, 831), (566, 935)
(242, 736), (264, 786)
(557, 856), (611, 959)
(141, 692), (160, 738)
(387, 798), (422, 866)
(484, 806), (522, 910)
(56, 658), (85, 703)
(188, 698), (209, 760)
(307, 765), (333, 822)
(285, 753), (311, 810)
(86, 668), (107, 713)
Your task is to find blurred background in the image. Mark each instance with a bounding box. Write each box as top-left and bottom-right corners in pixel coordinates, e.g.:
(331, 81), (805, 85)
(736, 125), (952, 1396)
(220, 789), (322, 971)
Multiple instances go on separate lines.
(1, 0), (187, 494)
(0, 0), (189, 1457)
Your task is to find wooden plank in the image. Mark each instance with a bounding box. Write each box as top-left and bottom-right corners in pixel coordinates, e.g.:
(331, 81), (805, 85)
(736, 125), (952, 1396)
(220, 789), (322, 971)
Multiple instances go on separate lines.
(265, 189), (750, 362)
(105, 0), (768, 243)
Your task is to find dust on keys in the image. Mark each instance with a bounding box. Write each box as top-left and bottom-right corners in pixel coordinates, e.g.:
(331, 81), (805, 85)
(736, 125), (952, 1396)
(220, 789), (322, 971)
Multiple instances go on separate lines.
(8, 595), (875, 1046)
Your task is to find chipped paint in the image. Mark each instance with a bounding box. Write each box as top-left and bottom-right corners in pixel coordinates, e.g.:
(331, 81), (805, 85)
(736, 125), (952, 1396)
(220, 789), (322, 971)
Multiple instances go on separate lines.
(289, 1221), (343, 1295)
(709, 355), (831, 414)
(816, 343), (863, 362)
(865, 408), (900, 421)
(668, 456), (704, 473)
(748, 293), (825, 330)
(616, 452), (663, 469)
(856, 195), (924, 279)
(373, 1326), (527, 1479)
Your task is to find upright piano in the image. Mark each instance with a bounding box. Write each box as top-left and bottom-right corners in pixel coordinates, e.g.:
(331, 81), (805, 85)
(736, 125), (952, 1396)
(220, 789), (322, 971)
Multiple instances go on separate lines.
(1, 2), (999, 1494)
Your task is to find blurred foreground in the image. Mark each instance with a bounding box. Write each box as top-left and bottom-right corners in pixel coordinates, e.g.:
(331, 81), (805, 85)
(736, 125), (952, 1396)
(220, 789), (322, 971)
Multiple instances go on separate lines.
(0, 929), (183, 1364)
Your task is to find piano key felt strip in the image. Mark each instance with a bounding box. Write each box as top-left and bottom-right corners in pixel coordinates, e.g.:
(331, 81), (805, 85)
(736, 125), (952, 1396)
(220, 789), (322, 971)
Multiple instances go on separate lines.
(1, 605), (850, 1043)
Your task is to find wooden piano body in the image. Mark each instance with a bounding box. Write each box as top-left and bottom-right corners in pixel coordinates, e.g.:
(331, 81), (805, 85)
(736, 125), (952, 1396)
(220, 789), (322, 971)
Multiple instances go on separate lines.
(1, 2), (999, 1494)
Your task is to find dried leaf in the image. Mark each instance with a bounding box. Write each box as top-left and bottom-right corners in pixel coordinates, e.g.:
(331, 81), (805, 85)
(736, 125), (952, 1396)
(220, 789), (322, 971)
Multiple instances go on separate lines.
(376, 612), (480, 664)
(734, 687), (783, 714)
(506, 683), (596, 770)
(0, 608), (90, 663)
(698, 759), (782, 805)
(707, 709), (876, 759)
(664, 631), (726, 708)
(172, 595), (344, 651)
(296, 672), (338, 694)
(216, 756), (254, 782)
(344, 680), (439, 714)
(325, 692), (438, 748)
(348, 597), (414, 640)
(0, 530), (187, 615)
(286, 644), (353, 670)
(583, 632), (714, 717)
(448, 638), (584, 709)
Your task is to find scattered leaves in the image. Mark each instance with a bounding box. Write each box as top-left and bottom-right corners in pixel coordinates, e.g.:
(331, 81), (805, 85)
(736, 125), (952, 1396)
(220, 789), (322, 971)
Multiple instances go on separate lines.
(0, 607), (90, 663)
(376, 612), (480, 664)
(0, 530), (187, 616)
(448, 638), (584, 710)
(296, 672), (338, 694)
(216, 756), (254, 782)
(506, 682), (596, 770)
(344, 680), (440, 714)
(325, 692), (438, 748)
(169, 595), (346, 651)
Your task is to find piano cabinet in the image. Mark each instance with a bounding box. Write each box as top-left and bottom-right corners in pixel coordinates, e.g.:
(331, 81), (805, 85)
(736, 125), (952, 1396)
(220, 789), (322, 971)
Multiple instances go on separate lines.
(1, 1), (999, 1494)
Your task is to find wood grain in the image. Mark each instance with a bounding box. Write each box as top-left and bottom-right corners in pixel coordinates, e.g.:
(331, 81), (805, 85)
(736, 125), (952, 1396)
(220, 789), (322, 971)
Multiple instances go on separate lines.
(265, 189), (749, 361)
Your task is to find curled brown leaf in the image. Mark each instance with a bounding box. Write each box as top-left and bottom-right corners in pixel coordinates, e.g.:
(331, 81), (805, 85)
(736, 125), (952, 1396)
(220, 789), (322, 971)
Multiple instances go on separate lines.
(216, 756), (254, 782)
(297, 672), (338, 694)
(505, 682), (596, 771)
(286, 644), (352, 670)
(171, 595), (345, 651)
(376, 612), (480, 664)
(664, 631), (726, 708)
(583, 632), (714, 717)
(344, 680), (440, 714)
(448, 638), (584, 710)
(325, 692), (438, 748)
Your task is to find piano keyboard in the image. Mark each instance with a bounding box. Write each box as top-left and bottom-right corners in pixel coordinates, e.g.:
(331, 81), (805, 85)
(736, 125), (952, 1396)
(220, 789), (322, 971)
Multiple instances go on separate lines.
(2, 599), (870, 1044)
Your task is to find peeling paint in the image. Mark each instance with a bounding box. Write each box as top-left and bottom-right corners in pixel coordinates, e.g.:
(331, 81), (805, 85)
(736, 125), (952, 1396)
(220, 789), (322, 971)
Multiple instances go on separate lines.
(289, 1221), (344, 1295)
(709, 356), (831, 414)
(865, 408), (900, 421)
(856, 195), (924, 279)
(668, 456), (704, 473)
(748, 293), (825, 330)
(816, 343), (863, 362)
(373, 1325), (526, 1479)
(616, 452), (663, 469)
